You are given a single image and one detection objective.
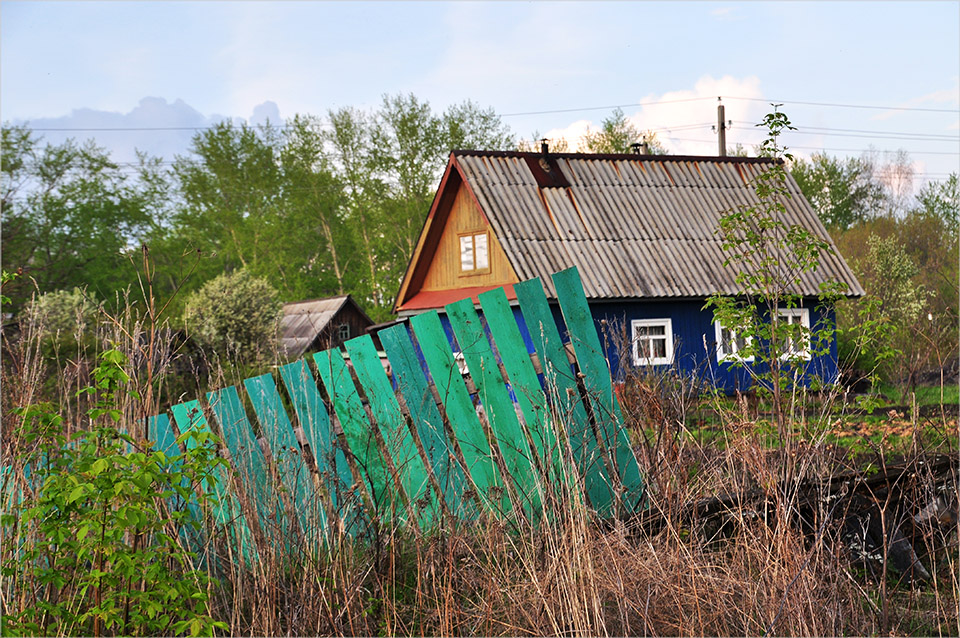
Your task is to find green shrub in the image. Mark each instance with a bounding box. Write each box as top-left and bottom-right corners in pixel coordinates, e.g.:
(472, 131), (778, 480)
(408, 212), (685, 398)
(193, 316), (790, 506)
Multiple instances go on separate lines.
(19, 287), (101, 358)
(182, 269), (282, 363)
(1, 349), (228, 636)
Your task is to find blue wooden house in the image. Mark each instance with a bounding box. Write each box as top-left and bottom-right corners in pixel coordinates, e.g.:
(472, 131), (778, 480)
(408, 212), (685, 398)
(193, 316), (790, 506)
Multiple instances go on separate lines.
(391, 148), (864, 392)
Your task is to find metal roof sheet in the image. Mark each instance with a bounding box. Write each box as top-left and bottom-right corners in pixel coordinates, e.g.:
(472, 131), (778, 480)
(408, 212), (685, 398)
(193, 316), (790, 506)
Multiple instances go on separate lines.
(279, 295), (350, 358)
(453, 152), (864, 299)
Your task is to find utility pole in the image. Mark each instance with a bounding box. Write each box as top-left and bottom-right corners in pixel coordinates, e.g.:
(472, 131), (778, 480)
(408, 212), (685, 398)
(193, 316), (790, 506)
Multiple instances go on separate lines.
(717, 100), (727, 157)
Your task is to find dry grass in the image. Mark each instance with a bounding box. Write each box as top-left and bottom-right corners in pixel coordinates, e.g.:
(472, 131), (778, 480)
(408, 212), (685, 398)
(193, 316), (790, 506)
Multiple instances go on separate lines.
(2, 300), (958, 637)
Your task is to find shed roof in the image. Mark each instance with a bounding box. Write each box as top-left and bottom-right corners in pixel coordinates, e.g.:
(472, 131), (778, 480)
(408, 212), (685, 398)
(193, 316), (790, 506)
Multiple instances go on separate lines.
(280, 295), (371, 358)
(397, 151), (863, 309)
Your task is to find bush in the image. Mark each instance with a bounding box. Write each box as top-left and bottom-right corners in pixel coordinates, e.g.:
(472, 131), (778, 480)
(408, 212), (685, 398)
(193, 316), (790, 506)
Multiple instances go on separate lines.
(19, 287), (101, 357)
(182, 269), (282, 363)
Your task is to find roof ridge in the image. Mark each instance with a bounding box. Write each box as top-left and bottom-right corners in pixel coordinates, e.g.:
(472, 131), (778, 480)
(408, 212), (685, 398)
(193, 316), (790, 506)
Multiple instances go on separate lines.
(452, 149), (777, 164)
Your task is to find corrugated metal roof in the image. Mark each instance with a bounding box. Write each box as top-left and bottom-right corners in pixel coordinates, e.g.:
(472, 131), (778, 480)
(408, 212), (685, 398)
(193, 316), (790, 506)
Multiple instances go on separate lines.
(454, 151), (864, 299)
(280, 295), (350, 358)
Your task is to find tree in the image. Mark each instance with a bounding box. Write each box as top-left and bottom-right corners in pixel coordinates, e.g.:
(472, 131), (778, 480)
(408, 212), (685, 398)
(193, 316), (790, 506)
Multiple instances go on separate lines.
(181, 269), (282, 363)
(1, 126), (155, 313)
(279, 115), (355, 297)
(581, 108), (666, 154)
(706, 108), (840, 457)
(789, 152), (886, 230)
(914, 173), (958, 234)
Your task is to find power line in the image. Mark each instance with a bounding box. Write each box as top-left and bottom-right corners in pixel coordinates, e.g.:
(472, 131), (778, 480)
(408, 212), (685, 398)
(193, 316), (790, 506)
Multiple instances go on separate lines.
(500, 96), (714, 117)
(722, 95), (959, 114)
(732, 121), (959, 141)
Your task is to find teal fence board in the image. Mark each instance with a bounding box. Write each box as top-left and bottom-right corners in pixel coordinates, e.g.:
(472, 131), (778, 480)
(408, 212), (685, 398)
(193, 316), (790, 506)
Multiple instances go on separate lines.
(314, 348), (405, 522)
(477, 288), (560, 484)
(205, 387), (278, 531)
(143, 267), (644, 547)
(244, 374), (321, 538)
(278, 358), (355, 519)
(378, 323), (466, 517)
(147, 413), (201, 550)
(344, 336), (437, 526)
(513, 277), (615, 512)
(446, 297), (540, 514)
(409, 310), (505, 514)
(170, 400), (258, 559)
(552, 267), (645, 515)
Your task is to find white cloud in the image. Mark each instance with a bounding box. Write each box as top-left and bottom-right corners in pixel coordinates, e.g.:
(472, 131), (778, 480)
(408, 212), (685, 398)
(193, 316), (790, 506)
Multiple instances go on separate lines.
(535, 75), (772, 156)
(872, 76), (960, 122)
(710, 7), (740, 21)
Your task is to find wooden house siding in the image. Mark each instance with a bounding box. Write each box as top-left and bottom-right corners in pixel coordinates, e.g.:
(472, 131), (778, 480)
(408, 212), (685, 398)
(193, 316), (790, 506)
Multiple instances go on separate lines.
(421, 184), (518, 292)
(432, 298), (839, 393)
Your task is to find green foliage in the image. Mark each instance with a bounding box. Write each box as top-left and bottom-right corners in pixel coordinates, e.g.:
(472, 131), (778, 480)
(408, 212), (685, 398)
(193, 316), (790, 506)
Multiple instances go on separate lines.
(790, 152), (886, 230)
(163, 94), (513, 321)
(581, 108), (666, 154)
(914, 172), (958, 234)
(19, 287), (101, 357)
(0, 126), (160, 313)
(706, 108), (844, 441)
(2, 350), (228, 636)
(182, 269), (282, 362)
(1, 269), (18, 307)
(861, 234), (929, 326)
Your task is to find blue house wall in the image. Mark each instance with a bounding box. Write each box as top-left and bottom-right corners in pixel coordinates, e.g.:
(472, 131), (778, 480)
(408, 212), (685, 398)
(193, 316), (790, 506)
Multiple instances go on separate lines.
(432, 297), (839, 394)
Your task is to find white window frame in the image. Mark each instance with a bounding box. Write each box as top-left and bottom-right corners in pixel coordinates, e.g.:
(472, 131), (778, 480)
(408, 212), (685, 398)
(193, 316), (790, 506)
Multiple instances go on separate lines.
(714, 320), (754, 363)
(631, 318), (674, 366)
(458, 230), (490, 274)
(777, 307), (811, 360)
(337, 324), (350, 342)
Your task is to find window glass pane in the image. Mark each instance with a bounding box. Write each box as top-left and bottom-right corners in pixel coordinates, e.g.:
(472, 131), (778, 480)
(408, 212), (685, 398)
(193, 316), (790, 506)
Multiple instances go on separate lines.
(638, 325), (665, 337)
(460, 236), (473, 271)
(651, 337), (666, 359)
(474, 233), (488, 269)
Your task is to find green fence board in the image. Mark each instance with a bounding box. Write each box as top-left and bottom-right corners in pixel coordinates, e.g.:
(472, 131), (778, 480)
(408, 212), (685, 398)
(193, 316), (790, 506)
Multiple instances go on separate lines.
(149, 412), (213, 554)
(513, 277), (614, 512)
(278, 359), (355, 515)
(206, 387), (278, 527)
(314, 348), (403, 521)
(244, 374), (322, 537)
(345, 336), (436, 526)
(170, 401), (231, 525)
(446, 297), (539, 513)
(378, 323), (466, 516)
(170, 400), (258, 559)
(552, 266), (645, 515)
(477, 288), (560, 482)
(409, 310), (504, 513)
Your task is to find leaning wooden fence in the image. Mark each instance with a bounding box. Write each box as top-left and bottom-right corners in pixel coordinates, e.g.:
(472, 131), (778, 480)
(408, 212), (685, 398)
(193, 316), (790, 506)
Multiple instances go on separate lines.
(147, 266), (644, 555)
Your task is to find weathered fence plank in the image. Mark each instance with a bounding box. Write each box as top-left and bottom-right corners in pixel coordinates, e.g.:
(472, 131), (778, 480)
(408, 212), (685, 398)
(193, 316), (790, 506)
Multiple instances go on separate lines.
(205, 387), (279, 540)
(477, 287), (560, 482)
(378, 323), (467, 518)
(552, 267), (645, 515)
(409, 310), (506, 514)
(243, 373), (321, 541)
(277, 358), (356, 528)
(170, 399), (258, 558)
(314, 348), (406, 523)
(513, 276), (614, 512)
(344, 336), (437, 526)
(446, 297), (540, 515)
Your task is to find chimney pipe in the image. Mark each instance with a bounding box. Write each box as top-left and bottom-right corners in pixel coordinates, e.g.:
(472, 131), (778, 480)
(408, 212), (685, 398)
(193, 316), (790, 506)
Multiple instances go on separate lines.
(540, 138), (549, 157)
(630, 142), (642, 155)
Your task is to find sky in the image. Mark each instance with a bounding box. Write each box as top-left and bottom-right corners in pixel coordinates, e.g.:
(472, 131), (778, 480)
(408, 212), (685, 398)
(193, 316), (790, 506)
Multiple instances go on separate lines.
(2, 1), (958, 189)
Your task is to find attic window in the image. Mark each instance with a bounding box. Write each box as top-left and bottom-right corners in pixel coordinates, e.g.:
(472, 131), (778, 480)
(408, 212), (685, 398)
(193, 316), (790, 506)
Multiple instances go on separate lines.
(337, 324), (350, 342)
(459, 231), (489, 274)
